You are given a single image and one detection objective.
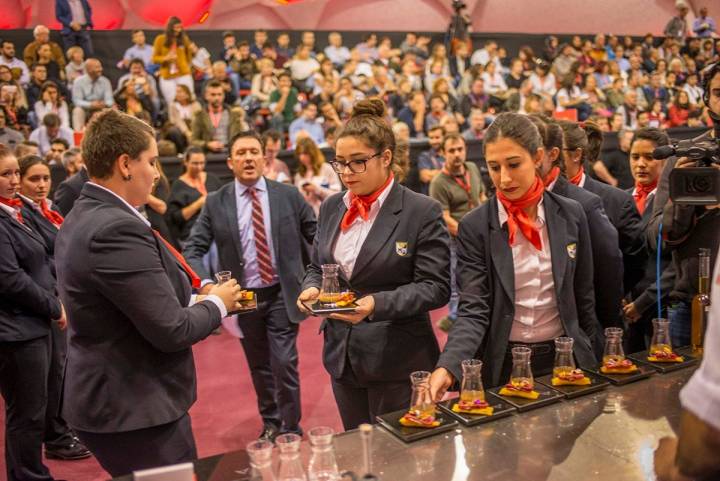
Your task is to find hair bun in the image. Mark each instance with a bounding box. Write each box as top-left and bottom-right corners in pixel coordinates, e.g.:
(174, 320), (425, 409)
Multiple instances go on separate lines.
(351, 98), (386, 119)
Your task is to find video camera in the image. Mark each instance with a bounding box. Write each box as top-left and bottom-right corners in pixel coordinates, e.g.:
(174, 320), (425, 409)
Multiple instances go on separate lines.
(452, 0), (467, 12)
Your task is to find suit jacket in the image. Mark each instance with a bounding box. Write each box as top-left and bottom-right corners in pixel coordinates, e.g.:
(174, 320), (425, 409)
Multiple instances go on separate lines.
(553, 176), (623, 329)
(20, 197), (61, 254)
(0, 208), (60, 342)
(184, 178), (317, 323)
(55, 0), (93, 33)
(54, 167), (89, 216)
(301, 182), (451, 383)
(582, 176), (647, 295)
(437, 192), (600, 388)
(55, 183), (222, 433)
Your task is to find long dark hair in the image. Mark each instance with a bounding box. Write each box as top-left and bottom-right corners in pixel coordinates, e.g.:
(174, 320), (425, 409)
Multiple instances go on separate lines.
(483, 112), (543, 157)
(164, 17), (186, 48)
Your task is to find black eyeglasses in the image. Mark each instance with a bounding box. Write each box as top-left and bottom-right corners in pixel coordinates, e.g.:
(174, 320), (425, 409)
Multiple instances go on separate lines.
(330, 152), (381, 174)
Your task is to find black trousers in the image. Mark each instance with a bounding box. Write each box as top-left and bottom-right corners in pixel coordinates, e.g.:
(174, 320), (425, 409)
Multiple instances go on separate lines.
(75, 413), (196, 478)
(237, 286), (301, 433)
(44, 322), (73, 448)
(331, 362), (412, 431)
(60, 29), (93, 55)
(0, 336), (53, 481)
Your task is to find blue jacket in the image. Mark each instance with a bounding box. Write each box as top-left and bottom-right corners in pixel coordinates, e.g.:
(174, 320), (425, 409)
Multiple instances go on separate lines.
(55, 0), (93, 33)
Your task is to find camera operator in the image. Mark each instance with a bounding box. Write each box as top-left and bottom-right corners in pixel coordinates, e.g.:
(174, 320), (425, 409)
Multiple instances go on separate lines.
(647, 62), (720, 348)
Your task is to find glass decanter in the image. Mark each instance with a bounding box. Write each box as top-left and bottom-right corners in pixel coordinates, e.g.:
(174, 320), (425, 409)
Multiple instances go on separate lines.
(318, 264), (341, 304)
(459, 359), (485, 408)
(275, 433), (307, 481)
(650, 318), (673, 356)
(307, 426), (340, 481)
(553, 337), (576, 378)
(509, 346), (533, 390)
(246, 439), (275, 481)
(603, 327), (625, 364)
(408, 371), (435, 419)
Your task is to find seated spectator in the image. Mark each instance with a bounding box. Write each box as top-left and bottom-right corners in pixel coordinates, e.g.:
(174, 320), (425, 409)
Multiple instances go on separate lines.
(120, 30), (154, 71)
(61, 146), (82, 176)
(205, 60), (237, 106)
(605, 77), (626, 109)
(417, 125), (445, 195)
(35, 43), (65, 84)
(34, 81), (70, 129)
(431, 77), (461, 121)
(647, 100), (667, 129)
(439, 115), (460, 134)
(310, 58), (340, 96)
(23, 25), (66, 73)
(250, 58), (278, 107)
(71, 58), (113, 130)
(668, 90), (691, 128)
(115, 58), (160, 114)
(29, 112), (73, 156)
(289, 102), (325, 146)
(275, 32), (294, 61)
(582, 74), (607, 113)
(504, 78), (533, 112)
(355, 34), (379, 63)
(250, 29), (268, 59)
(229, 41), (255, 90)
(334, 76), (364, 119)
(552, 43), (576, 80)
(261, 42), (284, 70)
(643, 72), (669, 108)
(528, 59), (557, 97)
(0, 64), (28, 105)
(319, 102), (342, 137)
(425, 93), (452, 131)
(397, 89), (427, 139)
(0, 40), (29, 85)
(0, 106), (23, 149)
(261, 130), (291, 183)
(64, 46), (85, 87)
(191, 80), (246, 152)
(115, 77), (156, 121)
(292, 137), (340, 215)
(218, 30), (237, 63)
(0, 84), (29, 133)
(504, 58), (526, 90)
(168, 83), (201, 147)
(25, 63), (48, 109)
(683, 72), (703, 106)
(324, 32), (351, 68)
(481, 60), (508, 96)
(470, 40), (499, 68)
(269, 72), (300, 132)
(462, 109), (486, 141)
(45, 137), (69, 165)
(616, 90), (640, 129)
(288, 44), (320, 92)
(300, 30), (317, 55)
(459, 77), (489, 118)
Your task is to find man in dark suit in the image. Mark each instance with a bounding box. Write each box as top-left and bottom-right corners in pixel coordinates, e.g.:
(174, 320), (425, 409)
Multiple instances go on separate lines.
(53, 164), (88, 215)
(54, 109), (242, 477)
(184, 131), (317, 440)
(55, 0), (93, 55)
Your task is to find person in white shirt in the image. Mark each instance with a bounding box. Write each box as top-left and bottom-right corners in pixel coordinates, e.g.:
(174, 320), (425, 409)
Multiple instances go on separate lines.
(0, 40), (30, 85)
(683, 72), (704, 107)
(292, 136), (339, 215)
(324, 32), (351, 68)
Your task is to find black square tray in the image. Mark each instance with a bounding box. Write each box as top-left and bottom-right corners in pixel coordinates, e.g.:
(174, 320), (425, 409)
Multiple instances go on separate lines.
(376, 408), (459, 443)
(227, 297), (258, 316)
(627, 350), (699, 374)
(438, 394), (516, 426)
(302, 300), (359, 315)
(487, 383), (564, 412)
(586, 362), (655, 385)
(535, 370), (610, 399)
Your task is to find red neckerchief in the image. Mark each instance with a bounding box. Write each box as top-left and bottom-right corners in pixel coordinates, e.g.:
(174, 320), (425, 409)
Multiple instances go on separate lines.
(208, 107), (224, 130)
(153, 229), (200, 289)
(39, 199), (64, 227)
(633, 179), (658, 215)
(542, 166), (560, 188)
(442, 164), (476, 209)
(568, 166), (584, 186)
(341, 174), (393, 232)
(496, 176), (545, 251)
(0, 196), (24, 224)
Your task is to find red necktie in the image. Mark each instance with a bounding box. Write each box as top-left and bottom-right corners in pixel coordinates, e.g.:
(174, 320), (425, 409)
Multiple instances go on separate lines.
(152, 229), (201, 289)
(496, 176), (545, 251)
(442, 166), (475, 209)
(0, 196), (24, 224)
(542, 166), (561, 188)
(633, 179), (658, 215)
(246, 187), (275, 285)
(568, 166), (584, 186)
(341, 174), (394, 232)
(39, 199), (64, 227)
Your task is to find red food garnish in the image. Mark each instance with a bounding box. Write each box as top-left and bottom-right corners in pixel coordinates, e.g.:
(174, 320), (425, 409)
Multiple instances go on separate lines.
(402, 413), (436, 425)
(457, 399), (489, 410)
(651, 351), (679, 360)
(559, 369), (586, 381)
(504, 380), (533, 392)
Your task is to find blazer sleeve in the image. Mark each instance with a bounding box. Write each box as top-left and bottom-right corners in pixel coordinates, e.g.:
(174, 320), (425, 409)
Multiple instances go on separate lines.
(436, 213), (491, 382)
(89, 217), (220, 352)
(572, 204), (601, 345)
(0, 225), (61, 320)
(53, 179), (76, 216)
(55, 0), (71, 29)
(372, 201), (451, 321)
(182, 201), (215, 281)
(618, 194), (648, 293)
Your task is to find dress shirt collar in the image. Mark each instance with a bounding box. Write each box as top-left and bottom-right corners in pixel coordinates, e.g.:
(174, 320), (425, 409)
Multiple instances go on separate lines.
(341, 177), (395, 210)
(87, 182), (151, 227)
(235, 176), (268, 197)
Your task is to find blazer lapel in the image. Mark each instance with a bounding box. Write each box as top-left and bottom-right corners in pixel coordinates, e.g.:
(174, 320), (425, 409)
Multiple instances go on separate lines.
(266, 180), (281, 258)
(545, 195), (568, 294)
(488, 199), (514, 303)
(349, 183), (402, 282)
(0, 208), (47, 248)
(223, 183), (243, 260)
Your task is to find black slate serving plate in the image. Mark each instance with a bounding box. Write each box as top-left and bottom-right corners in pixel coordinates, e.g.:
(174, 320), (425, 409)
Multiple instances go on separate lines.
(586, 362), (655, 385)
(376, 408), (459, 443)
(535, 370), (610, 399)
(438, 394), (516, 426)
(487, 383), (564, 412)
(627, 350), (699, 374)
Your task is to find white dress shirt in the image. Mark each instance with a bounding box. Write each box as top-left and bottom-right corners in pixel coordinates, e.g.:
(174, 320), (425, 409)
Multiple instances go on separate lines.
(333, 179), (394, 279)
(679, 251), (720, 431)
(497, 198), (564, 342)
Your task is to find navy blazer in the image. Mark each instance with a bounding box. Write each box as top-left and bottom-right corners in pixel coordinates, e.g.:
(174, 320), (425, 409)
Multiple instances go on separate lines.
(56, 183), (222, 433)
(55, 0), (93, 32)
(20, 197), (61, 254)
(0, 208), (60, 342)
(301, 182), (451, 383)
(54, 167), (89, 216)
(183, 178), (317, 323)
(553, 176), (623, 329)
(582, 176), (647, 295)
(437, 192), (601, 388)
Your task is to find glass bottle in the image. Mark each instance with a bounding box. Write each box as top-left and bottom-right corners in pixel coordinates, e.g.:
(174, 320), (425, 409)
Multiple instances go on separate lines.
(246, 439), (276, 481)
(650, 318), (673, 356)
(603, 327), (625, 364)
(509, 346), (533, 390)
(319, 264), (341, 304)
(307, 427), (340, 481)
(408, 371), (435, 419)
(276, 433), (307, 481)
(553, 337), (576, 378)
(459, 359), (485, 407)
(691, 248), (711, 356)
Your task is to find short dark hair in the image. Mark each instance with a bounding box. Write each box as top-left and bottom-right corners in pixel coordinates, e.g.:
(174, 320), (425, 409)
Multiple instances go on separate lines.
(42, 113), (61, 128)
(237, 40), (249, 48)
(204, 79), (224, 92)
(630, 127), (670, 149)
(261, 129), (282, 145)
(229, 130), (264, 155)
(427, 125), (445, 135)
(31, 63), (46, 72)
(441, 132), (465, 151)
(82, 109), (154, 180)
(222, 30), (235, 38)
(50, 138), (69, 149)
(184, 145), (204, 161)
(128, 58), (145, 69)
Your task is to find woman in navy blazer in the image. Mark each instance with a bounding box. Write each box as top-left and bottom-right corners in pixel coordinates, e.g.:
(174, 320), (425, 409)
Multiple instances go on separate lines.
(430, 113), (601, 400)
(297, 99), (451, 430)
(0, 145), (64, 481)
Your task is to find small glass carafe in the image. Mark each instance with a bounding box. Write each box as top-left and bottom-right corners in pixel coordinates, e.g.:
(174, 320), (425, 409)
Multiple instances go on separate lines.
(307, 426), (340, 481)
(603, 327), (625, 364)
(553, 337), (576, 378)
(408, 371), (435, 419)
(246, 439), (275, 481)
(319, 264), (341, 304)
(650, 318), (673, 356)
(275, 433), (307, 481)
(459, 359), (486, 408)
(509, 346), (533, 390)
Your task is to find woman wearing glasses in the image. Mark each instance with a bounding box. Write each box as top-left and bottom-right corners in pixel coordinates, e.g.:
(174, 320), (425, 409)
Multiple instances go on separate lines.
(296, 99), (450, 430)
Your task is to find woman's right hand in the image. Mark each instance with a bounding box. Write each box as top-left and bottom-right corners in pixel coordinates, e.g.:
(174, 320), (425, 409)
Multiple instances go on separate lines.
(297, 287), (319, 314)
(428, 367), (454, 403)
(209, 279), (243, 313)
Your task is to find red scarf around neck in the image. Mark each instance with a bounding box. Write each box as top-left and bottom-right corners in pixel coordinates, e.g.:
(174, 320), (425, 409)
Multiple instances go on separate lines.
(542, 166), (560, 188)
(568, 166), (584, 186)
(0, 196), (24, 224)
(39, 199), (64, 227)
(341, 174), (394, 232)
(633, 179), (658, 215)
(496, 176), (545, 251)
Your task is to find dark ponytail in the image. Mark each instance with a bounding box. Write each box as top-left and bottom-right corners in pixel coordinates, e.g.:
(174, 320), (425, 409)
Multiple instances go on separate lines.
(483, 112), (543, 157)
